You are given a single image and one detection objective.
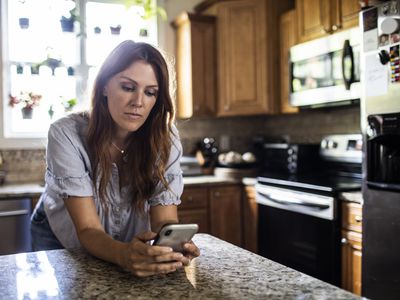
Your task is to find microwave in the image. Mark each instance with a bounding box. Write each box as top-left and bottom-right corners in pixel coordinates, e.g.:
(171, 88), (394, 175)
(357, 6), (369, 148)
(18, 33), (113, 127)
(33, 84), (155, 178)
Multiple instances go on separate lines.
(290, 27), (361, 108)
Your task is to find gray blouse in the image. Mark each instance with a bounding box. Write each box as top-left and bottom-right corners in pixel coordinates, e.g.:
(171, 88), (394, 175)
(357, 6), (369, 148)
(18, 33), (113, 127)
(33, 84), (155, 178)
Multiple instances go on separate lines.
(41, 113), (183, 249)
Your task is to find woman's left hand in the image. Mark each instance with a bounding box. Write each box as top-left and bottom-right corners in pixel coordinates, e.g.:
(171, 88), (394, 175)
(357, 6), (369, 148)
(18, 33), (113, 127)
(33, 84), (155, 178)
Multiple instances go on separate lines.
(182, 241), (200, 266)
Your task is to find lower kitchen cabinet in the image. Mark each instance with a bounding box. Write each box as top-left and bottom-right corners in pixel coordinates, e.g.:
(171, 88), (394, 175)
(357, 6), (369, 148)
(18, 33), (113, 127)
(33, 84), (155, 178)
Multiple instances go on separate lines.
(178, 186), (209, 233)
(178, 184), (243, 247)
(341, 201), (362, 295)
(209, 185), (242, 247)
(242, 185), (258, 253)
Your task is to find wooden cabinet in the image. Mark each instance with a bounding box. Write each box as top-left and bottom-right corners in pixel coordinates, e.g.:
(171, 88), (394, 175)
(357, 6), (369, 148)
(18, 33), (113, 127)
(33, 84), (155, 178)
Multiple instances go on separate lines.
(242, 185), (258, 253)
(178, 186), (209, 233)
(296, 0), (360, 43)
(195, 0), (293, 117)
(341, 201), (362, 296)
(178, 184), (243, 247)
(279, 9), (298, 114)
(209, 0), (270, 116)
(209, 185), (243, 246)
(171, 12), (216, 119)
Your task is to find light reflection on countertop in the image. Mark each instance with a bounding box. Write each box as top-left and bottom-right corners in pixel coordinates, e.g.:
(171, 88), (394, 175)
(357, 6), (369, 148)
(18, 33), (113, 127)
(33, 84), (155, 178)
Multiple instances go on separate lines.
(15, 252), (60, 299)
(0, 234), (362, 299)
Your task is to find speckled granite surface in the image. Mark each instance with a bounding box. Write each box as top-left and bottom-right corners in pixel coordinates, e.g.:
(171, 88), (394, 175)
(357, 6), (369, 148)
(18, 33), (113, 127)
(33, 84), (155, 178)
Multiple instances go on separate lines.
(0, 177), (240, 199)
(0, 234), (361, 299)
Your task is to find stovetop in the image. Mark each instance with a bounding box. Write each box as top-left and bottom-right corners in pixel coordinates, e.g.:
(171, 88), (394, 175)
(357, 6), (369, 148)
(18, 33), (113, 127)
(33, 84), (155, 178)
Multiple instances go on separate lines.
(257, 171), (362, 194)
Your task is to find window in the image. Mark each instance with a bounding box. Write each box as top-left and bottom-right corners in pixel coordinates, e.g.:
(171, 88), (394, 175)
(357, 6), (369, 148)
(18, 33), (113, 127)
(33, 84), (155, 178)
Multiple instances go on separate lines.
(0, 0), (159, 148)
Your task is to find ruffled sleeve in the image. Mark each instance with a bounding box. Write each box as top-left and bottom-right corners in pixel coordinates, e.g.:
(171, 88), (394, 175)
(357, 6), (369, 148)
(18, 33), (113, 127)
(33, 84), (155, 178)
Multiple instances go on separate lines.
(45, 120), (94, 199)
(148, 126), (183, 206)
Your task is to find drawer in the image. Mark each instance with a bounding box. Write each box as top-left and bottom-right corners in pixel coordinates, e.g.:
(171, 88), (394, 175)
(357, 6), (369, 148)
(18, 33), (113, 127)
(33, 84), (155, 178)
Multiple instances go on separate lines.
(342, 202), (362, 233)
(178, 209), (209, 233)
(179, 187), (208, 210)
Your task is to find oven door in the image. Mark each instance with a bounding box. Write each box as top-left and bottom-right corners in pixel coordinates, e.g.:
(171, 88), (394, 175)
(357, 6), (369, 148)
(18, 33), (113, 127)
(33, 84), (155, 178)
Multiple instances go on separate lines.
(256, 184), (340, 286)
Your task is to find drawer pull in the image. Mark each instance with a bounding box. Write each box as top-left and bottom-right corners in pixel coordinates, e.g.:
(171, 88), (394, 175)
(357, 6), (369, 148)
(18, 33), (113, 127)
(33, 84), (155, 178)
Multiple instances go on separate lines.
(187, 196), (193, 202)
(355, 215), (362, 222)
(214, 191), (220, 197)
(341, 238), (347, 244)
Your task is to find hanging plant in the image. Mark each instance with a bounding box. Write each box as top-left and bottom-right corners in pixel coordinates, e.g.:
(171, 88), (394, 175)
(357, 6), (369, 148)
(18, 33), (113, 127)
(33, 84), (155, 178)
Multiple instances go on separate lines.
(122, 0), (167, 20)
(19, 17), (30, 29)
(60, 1), (81, 34)
(110, 25), (122, 35)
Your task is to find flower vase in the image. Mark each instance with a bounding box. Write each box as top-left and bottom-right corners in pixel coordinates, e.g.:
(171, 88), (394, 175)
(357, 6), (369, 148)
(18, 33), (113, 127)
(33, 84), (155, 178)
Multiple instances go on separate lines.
(21, 107), (33, 119)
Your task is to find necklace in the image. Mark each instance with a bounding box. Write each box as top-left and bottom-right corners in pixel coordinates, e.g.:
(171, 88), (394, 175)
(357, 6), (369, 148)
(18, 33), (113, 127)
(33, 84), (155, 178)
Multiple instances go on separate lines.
(111, 142), (125, 155)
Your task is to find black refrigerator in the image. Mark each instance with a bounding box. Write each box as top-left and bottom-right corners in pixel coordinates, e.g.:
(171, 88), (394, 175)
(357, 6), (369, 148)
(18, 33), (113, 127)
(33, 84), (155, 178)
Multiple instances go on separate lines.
(360, 2), (400, 299)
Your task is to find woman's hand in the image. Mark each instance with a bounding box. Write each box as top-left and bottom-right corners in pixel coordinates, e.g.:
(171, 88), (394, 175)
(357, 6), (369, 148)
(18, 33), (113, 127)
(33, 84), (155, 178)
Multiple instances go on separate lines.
(120, 231), (186, 277)
(182, 240), (200, 266)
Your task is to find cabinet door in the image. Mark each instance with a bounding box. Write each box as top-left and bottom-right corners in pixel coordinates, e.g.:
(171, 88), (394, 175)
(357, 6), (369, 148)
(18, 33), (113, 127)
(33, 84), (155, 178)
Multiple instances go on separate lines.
(297, 0), (331, 43)
(209, 185), (242, 246)
(334, 0), (360, 30)
(280, 9), (298, 114)
(172, 13), (216, 118)
(178, 209), (209, 233)
(216, 0), (269, 116)
(341, 230), (362, 295)
(242, 185), (258, 253)
(178, 186), (209, 232)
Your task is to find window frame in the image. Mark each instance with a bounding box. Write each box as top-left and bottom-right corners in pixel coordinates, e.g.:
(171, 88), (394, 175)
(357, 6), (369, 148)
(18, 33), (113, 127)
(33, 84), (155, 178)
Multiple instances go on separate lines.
(0, 0), (165, 149)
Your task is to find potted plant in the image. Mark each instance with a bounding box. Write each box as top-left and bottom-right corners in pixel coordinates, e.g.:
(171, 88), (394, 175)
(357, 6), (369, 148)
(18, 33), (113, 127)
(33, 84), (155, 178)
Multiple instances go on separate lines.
(62, 97), (77, 112)
(110, 25), (122, 35)
(19, 17), (30, 29)
(60, 1), (79, 33)
(8, 91), (42, 119)
(122, 0), (166, 20)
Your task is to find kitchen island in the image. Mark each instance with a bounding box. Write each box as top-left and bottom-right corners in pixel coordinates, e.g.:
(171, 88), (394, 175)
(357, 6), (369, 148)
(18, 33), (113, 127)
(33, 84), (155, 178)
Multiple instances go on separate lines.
(0, 234), (360, 299)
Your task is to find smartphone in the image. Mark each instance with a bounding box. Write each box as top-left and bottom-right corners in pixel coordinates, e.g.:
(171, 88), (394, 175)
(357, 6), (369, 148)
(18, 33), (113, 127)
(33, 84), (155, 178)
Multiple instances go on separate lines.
(153, 223), (199, 252)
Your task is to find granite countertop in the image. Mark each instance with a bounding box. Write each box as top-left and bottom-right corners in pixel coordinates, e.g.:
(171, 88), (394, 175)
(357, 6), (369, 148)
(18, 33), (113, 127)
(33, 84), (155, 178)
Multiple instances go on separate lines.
(0, 176), (244, 199)
(0, 182), (44, 198)
(0, 234), (361, 299)
(340, 191), (363, 204)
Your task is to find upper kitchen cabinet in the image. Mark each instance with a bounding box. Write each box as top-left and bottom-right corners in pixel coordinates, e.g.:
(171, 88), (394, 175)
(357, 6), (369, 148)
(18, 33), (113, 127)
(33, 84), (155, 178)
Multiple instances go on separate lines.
(195, 0), (293, 117)
(171, 13), (217, 119)
(279, 9), (298, 114)
(296, 0), (360, 43)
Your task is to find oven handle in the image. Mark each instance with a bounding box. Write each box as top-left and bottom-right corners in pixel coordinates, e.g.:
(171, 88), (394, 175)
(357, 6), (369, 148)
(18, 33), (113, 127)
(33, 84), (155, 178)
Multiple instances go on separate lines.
(257, 190), (330, 210)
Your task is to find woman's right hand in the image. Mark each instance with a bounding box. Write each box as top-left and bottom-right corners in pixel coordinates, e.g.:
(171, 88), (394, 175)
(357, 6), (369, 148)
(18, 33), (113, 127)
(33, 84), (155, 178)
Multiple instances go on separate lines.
(120, 231), (185, 277)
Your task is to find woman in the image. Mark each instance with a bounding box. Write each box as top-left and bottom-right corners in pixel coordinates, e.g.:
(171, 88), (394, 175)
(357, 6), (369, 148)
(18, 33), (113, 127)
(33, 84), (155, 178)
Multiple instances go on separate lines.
(31, 41), (199, 277)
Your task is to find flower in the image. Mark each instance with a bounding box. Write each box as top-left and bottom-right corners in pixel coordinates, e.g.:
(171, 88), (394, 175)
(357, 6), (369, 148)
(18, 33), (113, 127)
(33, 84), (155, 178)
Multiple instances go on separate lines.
(9, 91), (42, 109)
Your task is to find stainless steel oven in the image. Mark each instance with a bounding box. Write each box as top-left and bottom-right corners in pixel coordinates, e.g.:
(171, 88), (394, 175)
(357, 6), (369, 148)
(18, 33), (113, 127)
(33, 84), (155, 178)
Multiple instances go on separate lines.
(256, 134), (362, 286)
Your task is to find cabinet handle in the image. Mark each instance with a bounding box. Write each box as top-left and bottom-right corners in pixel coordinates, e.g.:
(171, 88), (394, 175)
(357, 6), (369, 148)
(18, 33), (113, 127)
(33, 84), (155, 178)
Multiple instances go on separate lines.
(332, 24), (342, 32)
(355, 215), (362, 222)
(224, 105), (229, 111)
(194, 105), (200, 111)
(214, 191), (220, 197)
(341, 238), (348, 244)
(187, 196), (193, 202)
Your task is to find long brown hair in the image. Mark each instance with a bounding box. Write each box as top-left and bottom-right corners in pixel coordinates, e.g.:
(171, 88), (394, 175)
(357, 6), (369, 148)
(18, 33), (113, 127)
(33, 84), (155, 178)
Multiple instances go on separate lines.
(87, 41), (175, 211)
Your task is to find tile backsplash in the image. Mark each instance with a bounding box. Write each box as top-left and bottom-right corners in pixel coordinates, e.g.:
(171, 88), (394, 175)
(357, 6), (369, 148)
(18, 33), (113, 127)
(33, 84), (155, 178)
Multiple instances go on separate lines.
(178, 105), (361, 154)
(0, 105), (360, 184)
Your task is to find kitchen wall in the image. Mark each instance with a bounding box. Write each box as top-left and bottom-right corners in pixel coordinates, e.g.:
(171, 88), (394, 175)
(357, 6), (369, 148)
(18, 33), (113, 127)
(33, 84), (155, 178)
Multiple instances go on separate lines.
(0, 105), (360, 183)
(0, 0), (361, 184)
